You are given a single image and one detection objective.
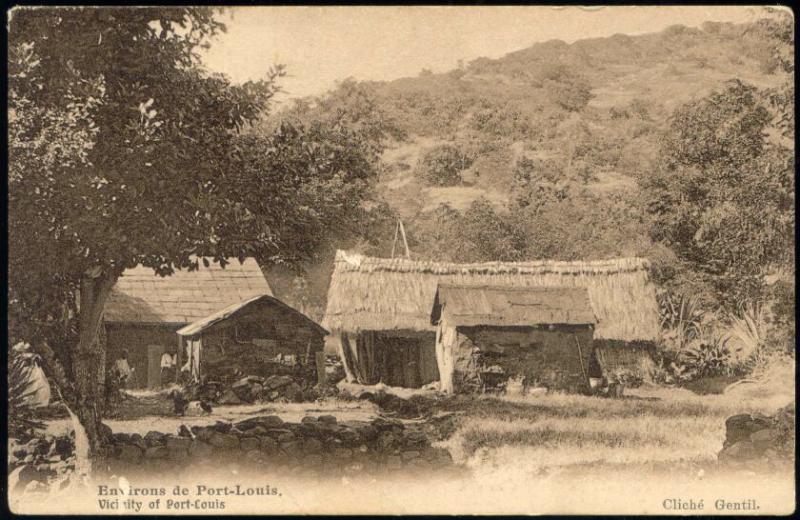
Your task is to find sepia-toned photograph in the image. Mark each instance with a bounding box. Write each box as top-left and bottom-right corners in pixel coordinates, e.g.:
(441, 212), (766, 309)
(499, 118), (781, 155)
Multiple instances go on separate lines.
(5, 5), (795, 515)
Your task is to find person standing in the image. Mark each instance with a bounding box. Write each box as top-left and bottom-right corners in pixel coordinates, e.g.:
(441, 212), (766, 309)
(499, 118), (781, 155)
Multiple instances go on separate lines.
(160, 349), (176, 387)
(115, 349), (134, 388)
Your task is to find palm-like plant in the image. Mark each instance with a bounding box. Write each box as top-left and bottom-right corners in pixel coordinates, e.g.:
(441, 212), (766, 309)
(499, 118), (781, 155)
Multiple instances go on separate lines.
(659, 292), (706, 351)
(9, 345), (46, 440)
(726, 302), (769, 369)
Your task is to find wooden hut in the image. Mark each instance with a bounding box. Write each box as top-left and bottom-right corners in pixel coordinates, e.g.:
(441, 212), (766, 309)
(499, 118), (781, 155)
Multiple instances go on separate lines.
(431, 284), (597, 393)
(322, 250), (660, 391)
(103, 258), (272, 389)
(176, 294), (327, 386)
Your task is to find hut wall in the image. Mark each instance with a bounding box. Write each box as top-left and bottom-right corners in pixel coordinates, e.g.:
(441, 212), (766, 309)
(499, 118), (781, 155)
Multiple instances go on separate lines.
(453, 325), (594, 393)
(197, 303), (324, 385)
(591, 339), (657, 381)
(105, 323), (181, 389)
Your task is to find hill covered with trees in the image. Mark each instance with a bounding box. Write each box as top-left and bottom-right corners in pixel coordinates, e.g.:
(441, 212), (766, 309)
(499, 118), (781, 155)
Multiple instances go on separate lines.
(266, 15), (793, 322)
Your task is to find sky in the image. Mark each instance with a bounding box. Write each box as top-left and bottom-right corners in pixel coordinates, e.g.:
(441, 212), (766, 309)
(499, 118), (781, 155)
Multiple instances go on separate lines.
(201, 6), (781, 100)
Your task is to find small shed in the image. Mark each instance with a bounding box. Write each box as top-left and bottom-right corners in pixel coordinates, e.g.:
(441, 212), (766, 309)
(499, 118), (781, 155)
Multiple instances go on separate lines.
(176, 294), (327, 386)
(431, 284), (598, 393)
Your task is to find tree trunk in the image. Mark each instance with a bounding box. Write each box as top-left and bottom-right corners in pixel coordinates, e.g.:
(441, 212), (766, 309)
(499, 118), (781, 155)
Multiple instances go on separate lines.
(71, 270), (116, 468)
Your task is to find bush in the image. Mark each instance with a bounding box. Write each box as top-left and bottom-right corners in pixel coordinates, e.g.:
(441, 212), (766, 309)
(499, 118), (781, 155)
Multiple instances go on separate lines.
(414, 144), (473, 186)
(9, 343), (46, 440)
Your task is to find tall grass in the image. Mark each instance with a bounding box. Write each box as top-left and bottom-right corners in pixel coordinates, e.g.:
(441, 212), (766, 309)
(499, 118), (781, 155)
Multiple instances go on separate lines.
(440, 387), (791, 475)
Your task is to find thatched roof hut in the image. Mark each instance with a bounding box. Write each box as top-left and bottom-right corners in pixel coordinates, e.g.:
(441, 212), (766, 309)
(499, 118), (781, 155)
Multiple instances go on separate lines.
(323, 250), (660, 342)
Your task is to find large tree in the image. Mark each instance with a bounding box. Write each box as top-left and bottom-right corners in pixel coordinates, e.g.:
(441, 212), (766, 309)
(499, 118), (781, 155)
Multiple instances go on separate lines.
(8, 7), (380, 464)
(643, 79), (794, 308)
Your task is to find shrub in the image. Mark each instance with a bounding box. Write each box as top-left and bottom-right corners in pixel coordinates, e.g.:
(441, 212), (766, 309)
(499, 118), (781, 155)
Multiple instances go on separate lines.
(9, 343), (46, 440)
(679, 336), (734, 378)
(658, 292), (706, 351)
(414, 144), (473, 186)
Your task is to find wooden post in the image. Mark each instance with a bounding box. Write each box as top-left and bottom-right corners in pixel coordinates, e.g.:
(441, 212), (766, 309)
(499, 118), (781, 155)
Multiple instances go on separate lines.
(573, 334), (588, 384)
(176, 335), (184, 384)
(315, 351), (327, 386)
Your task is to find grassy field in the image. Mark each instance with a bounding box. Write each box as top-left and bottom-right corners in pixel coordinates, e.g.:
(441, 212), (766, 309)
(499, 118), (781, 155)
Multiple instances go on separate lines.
(436, 383), (794, 479)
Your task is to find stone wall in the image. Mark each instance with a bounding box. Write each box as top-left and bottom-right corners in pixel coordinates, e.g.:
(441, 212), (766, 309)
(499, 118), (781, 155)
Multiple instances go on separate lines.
(106, 414), (454, 476)
(9, 432), (77, 494)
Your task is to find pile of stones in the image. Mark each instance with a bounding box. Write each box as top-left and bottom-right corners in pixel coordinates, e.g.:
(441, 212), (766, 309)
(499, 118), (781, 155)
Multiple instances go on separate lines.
(215, 375), (313, 405)
(718, 402), (795, 466)
(8, 432), (76, 493)
(106, 414), (455, 476)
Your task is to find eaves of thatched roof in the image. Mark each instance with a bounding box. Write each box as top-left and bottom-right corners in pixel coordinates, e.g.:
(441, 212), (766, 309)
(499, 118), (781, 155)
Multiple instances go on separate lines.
(322, 250), (660, 341)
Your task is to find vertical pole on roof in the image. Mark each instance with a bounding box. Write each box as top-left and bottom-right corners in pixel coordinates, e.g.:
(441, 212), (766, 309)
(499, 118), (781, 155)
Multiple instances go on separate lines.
(390, 220), (400, 258)
(398, 219), (411, 258)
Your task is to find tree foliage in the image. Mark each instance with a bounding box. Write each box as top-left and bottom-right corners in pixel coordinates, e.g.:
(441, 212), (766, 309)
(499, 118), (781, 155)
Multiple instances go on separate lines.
(414, 144), (473, 186)
(644, 79), (794, 307)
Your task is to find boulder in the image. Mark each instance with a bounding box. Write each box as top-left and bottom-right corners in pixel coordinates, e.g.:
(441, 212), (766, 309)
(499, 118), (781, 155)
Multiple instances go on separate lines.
(145, 446), (169, 459)
(318, 415), (337, 425)
(178, 425), (194, 438)
(259, 436), (278, 453)
(144, 431), (167, 446)
(218, 389), (242, 405)
(236, 415), (284, 431)
(280, 441), (303, 458)
(264, 375), (294, 390)
(250, 384), (264, 401)
(212, 421), (233, 433)
(401, 450), (421, 461)
(166, 436), (192, 452)
(189, 441), (214, 458)
(240, 437), (260, 452)
(719, 441), (760, 461)
(118, 444), (143, 463)
(333, 448), (353, 460)
(284, 383), (304, 403)
(208, 433), (239, 450)
(303, 438), (323, 454)
(750, 428), (780, 446)
(724, 414), (774, 447)
(377, 431), (397, 452)
(193, 427), (215, 442)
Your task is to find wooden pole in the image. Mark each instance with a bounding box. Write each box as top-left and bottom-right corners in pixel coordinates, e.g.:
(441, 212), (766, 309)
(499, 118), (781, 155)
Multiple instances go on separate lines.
(398, 219), (411, 258)
(176, 335), (184, 384)
(390, 221), (399, 258)
(573, 334), (588, 383)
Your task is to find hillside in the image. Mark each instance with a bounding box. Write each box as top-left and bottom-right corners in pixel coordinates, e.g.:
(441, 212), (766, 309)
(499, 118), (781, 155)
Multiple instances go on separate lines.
(362, 21), (783, 220)
(264, 17), (791, 318)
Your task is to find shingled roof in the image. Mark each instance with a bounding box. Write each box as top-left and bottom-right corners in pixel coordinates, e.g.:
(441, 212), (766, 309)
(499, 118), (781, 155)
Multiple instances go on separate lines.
(104, 258), (272, 324)
(431, 284), (597, 327)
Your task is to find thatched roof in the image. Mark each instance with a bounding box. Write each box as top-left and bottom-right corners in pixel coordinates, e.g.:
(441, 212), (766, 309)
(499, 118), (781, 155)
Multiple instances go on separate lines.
(431, 284), (597, 327)
(105, 257), (272, 324)
(322, 250), (660, 341)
